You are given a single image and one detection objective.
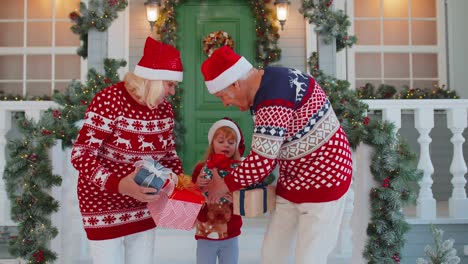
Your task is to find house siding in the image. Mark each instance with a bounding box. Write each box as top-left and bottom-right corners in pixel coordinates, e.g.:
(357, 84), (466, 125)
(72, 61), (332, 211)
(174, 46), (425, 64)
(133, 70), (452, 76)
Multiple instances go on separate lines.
(274, 0), (307, 71)
(401, 224), (468, 264)
(447, 0), (468, 99)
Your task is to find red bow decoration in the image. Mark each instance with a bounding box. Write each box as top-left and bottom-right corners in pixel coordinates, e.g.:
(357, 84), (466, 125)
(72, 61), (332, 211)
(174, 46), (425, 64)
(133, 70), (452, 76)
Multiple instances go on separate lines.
(33, 249), (44, 262)
(206, 154), (238, 171)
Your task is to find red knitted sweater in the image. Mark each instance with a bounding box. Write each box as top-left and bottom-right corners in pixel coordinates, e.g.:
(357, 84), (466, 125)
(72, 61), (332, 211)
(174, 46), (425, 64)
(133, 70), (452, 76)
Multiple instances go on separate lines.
(224, 67), (353, 203)
(71, 82), (183, 240)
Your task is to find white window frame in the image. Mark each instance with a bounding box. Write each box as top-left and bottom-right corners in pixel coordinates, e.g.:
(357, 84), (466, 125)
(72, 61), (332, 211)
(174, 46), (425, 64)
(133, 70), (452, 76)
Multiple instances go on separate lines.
(346, 0), (447, 90)
(0, 0), (87, 97)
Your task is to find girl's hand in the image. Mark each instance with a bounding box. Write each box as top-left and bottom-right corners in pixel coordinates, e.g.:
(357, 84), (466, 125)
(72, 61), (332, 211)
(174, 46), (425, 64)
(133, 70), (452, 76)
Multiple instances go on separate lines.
(118, 168), (160, 203)
(196, 175), (211, 188)
(207, 168), (229, 203)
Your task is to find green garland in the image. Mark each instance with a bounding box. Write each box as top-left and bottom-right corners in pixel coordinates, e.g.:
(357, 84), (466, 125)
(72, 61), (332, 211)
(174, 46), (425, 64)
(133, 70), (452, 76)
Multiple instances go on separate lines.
(357, 83), (459, 100)
(310, 53), (422, 264)
(305, 5), (422, 262)
(3, 58), (125, 263)
(2, 1), (428, 263)
(69, 0), (128, 58)
(300, 0), (357, 52)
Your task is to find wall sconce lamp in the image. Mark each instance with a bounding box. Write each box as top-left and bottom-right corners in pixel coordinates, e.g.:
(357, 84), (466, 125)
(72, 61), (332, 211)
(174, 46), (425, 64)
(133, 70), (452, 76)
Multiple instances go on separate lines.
(144, 0), (161, 32)
(274, 0), (290, 30)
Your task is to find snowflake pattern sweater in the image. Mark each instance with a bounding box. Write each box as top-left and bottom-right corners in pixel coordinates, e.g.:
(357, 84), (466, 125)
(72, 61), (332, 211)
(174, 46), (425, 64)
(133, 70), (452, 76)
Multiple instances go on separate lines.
(71, 82), (183, 240)
(224, 67), (353, 203)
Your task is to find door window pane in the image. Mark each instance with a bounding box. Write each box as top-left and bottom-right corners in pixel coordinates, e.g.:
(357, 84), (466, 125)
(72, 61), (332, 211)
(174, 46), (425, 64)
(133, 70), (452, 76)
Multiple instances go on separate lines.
(384, 53), (409, 78)
(56, 55), (80, 79)
(0, 23), (23, 46)
(27, 0), (53, 19)
(1, 0), (24, 19)
(383, 20), (409, 45)
(355, 21), (380, 45)
(383, 0), (408, 18)
(355, 0), (381, 18)
(413, 80), (437, 90)
(27, 55), (51, 79)
(413, 53), (437, 78)
(355, 53), (381, 78)
(384, 80), (410, 89)
(56, 22), (80, 46)
(27, 82), (51, 96)
(56, 0), (81, 19)
(0, 83), (22, 96)
(0, 56), (23, 79)
(412, 0), (436, 18)
(27, 22), (53, 46)
(412, 21), (437, 45)
(54, 81), (70, 93)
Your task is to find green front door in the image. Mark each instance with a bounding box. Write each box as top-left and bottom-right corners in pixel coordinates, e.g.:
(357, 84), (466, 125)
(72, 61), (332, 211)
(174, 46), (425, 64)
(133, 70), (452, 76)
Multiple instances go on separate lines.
(177, 0), (255, 173)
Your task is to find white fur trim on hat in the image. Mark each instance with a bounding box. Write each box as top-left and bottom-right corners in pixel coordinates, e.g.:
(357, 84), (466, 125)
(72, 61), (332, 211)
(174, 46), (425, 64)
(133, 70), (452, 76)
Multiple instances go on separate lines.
(208, 120), (241, 147)
(205, 57), (253, 94)
(134, 65), (183, 82)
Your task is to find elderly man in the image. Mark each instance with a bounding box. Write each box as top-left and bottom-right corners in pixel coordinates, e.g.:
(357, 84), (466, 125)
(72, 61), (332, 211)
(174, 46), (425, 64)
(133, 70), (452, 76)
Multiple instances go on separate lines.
(200, 46), (353, 264)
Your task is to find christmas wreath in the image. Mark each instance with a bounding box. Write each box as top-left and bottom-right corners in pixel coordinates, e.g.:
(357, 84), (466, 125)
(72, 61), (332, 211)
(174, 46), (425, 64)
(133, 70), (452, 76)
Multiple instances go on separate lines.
(202, 31), (235, 57)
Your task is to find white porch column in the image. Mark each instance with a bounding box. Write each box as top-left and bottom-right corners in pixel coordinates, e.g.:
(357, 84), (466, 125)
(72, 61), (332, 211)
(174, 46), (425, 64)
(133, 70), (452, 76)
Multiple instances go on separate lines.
(88, 29), (108, 74)
(350, 144), (376, 264)
(414, 108), (436, 219)
(447, 108), (468, 218)
(0, 109), (14, 226)
(50, 140), (64, 264)
(382, 108), (402, 132)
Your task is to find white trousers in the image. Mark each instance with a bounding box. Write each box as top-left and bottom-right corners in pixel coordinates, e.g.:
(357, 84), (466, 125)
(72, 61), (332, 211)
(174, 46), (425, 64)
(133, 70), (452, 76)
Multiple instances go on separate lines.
(261, 195), (346, 264)
(88, 229), (155, 264)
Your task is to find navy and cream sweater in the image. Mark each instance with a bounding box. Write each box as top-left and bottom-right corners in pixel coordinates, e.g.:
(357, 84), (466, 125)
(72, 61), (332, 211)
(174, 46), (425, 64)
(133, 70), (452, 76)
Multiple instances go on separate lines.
(224, 67), (353, 203)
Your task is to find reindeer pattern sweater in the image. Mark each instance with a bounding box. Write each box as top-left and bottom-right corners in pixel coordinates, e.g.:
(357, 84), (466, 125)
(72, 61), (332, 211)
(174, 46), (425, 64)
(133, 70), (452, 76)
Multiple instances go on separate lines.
(71, 82), (183, 240)
(224, 67), (353, 203)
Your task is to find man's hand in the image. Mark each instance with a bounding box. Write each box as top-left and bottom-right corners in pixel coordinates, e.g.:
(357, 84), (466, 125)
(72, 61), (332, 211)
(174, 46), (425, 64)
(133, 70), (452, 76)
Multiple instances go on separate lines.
(118, 168), (160, 203)
(207, 168), (229, 203)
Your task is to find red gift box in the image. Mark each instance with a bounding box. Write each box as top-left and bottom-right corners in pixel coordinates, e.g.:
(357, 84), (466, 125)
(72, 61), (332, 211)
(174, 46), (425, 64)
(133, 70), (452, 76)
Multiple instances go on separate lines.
(147, 176), (205, 230)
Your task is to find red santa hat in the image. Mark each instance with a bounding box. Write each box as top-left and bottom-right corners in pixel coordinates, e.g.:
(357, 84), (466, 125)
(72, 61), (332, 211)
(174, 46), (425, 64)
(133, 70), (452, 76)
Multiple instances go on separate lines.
(134, 37), (183, 81)
(201, 46), (253, 94)
(208, 117), (245, 156)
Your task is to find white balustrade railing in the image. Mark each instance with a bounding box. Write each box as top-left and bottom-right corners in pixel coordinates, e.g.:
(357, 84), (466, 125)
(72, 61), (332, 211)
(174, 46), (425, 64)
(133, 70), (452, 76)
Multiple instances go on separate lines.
(1, 99), (467, 263)
(362, 99), (468, 223)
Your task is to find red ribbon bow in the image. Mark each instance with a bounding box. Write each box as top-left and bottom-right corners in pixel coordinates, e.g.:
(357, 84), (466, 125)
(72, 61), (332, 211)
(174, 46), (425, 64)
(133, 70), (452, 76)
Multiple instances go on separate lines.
(206, 153), (237, 171)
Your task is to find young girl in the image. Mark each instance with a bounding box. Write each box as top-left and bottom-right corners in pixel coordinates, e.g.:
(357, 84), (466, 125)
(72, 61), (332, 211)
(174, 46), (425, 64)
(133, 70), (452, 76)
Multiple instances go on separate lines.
(191, 118), (245, 264)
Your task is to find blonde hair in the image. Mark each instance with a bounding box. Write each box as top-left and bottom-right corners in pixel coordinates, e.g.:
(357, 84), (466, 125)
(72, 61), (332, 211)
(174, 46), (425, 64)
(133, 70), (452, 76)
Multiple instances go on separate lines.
(201, 126), (241, 162)
(124, 72), (165, 109)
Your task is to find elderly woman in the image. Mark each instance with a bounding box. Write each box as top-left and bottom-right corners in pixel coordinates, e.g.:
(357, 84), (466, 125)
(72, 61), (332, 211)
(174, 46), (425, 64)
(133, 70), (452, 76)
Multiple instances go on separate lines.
(71, 37), (184, 264)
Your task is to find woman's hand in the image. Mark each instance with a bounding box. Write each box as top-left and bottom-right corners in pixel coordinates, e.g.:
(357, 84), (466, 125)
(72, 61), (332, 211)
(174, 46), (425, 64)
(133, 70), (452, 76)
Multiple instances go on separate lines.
(118, 168), (160, 203)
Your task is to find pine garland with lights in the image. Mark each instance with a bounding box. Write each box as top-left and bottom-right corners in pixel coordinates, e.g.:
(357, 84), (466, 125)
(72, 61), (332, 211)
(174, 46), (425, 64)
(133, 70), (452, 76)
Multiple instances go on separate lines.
(69, 0), (128, 58)
(309, 51), (423, 264)
(0, 94), (52, 101)
(357, 83), (459, 100)
(3, 59), (125, 263)
(300, 0), (357, 52)
(1, 1), (435, 263)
